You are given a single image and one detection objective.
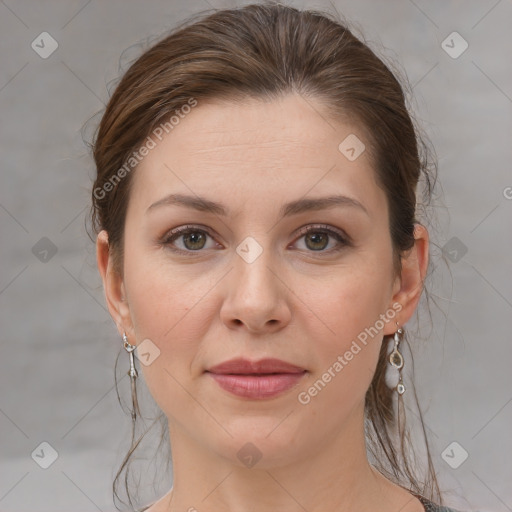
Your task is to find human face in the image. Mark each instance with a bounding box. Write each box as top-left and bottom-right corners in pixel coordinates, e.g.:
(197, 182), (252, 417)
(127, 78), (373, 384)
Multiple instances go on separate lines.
(112, 93), (404, 467)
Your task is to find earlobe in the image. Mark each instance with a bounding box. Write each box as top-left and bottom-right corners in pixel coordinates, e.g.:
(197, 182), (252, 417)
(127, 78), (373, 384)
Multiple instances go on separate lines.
(96, 230), (132, 337)
(388, 223), (429, 330)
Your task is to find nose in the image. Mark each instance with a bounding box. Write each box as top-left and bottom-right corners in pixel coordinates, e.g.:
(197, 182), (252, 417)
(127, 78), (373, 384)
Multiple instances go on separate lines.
(219, 242), (292, 334)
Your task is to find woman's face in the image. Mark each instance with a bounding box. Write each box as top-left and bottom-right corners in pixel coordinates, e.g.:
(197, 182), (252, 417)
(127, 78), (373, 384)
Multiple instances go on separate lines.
(99, 93), (425, 468)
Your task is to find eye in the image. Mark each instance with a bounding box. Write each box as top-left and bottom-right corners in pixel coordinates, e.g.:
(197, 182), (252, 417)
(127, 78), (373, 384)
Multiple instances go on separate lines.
(161, 225), (218, 253)
(160, 224), (350, 255)
(292, 224), (350, 253)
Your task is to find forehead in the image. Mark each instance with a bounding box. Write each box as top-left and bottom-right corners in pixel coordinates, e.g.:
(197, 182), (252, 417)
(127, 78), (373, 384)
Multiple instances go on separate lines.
(130, 93), (385, 217)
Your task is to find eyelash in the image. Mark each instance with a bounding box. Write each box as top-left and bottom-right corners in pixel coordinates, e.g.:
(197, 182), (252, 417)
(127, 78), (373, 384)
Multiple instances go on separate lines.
(160, 224), (351, 255)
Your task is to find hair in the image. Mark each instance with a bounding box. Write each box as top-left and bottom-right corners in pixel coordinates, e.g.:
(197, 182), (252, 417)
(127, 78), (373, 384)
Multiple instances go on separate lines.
(88, 2), (442, 510)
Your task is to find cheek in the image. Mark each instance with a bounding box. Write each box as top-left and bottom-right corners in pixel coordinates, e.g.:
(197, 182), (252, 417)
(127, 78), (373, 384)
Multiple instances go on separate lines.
(312, 255), (394, 344)
(122, 251), (193, 390)
(299, 258), (393, 402)
(124, 238), (210, 338)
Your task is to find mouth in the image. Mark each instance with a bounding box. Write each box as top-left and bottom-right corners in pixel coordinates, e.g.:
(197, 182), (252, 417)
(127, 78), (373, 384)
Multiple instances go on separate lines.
(205, 358), (307, 399)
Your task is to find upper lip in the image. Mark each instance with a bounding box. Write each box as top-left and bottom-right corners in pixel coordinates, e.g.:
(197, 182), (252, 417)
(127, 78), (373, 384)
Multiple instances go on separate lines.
(206, 357), (306, 375)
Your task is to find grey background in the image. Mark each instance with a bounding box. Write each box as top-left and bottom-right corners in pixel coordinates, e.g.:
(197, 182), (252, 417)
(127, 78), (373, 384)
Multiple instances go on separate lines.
(1, 0), (511, 511)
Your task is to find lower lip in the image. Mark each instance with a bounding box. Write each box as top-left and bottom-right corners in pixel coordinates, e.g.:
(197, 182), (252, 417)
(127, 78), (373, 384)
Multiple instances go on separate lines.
(207, 371), (307, 399)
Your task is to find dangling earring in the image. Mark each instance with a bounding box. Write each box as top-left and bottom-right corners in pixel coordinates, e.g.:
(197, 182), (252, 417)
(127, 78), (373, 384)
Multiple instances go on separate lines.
(122, 332), (140, 420)
(389, 324), (406, 395)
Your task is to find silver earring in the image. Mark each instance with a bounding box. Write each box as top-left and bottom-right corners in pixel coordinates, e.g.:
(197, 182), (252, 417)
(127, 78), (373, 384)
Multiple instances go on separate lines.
(389, 325), (406, 395)
(122, 332), (138, 379)
(122, 332), (140, 420)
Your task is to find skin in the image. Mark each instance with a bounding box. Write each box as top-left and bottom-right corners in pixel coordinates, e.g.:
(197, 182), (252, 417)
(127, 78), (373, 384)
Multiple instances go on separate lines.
(97, 92), (429, 512)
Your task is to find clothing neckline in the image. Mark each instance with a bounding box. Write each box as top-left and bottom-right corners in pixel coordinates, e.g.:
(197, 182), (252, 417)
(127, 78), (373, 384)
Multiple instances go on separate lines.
(411, 492), (438, 512)
(140, 490), (438, 512)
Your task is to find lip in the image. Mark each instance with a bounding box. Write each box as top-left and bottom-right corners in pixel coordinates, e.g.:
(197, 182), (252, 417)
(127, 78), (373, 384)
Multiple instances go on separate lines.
(207, 372), (307, 399)
(205, 357), (307, 399)
(206, 357), (306, 375)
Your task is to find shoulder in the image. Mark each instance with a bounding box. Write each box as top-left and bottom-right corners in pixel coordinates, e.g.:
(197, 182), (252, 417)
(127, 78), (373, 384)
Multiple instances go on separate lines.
(415, 495), (474, 512)
(431, 506), (470, 512)
(429, 506), (464, 512)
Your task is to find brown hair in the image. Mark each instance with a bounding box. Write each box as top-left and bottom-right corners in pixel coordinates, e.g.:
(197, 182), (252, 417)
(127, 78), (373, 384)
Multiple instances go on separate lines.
(89, 2), (441, 509)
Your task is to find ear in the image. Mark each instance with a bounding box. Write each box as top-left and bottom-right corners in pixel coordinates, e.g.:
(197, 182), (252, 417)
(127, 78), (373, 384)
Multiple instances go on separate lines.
(96, 230), (133, 337)
(384, 223), (429, 335)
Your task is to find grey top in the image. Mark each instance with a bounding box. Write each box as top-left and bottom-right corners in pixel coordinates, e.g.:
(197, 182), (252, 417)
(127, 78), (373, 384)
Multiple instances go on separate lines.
(414, 493), (466, 512)
(138, 493), (468, 512)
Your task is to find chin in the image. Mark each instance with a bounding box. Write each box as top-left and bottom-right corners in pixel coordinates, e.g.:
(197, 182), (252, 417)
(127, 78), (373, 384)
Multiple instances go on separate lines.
(203, 417), (310, 469)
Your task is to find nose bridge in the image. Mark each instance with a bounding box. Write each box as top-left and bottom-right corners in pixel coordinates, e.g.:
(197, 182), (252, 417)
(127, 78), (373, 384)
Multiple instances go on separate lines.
(233, 234), (278, 298)
(220, 232), (290, 332)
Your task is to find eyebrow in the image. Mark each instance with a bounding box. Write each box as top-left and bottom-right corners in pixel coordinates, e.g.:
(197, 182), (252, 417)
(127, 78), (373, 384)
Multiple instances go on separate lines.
(147, 193), (369, 218)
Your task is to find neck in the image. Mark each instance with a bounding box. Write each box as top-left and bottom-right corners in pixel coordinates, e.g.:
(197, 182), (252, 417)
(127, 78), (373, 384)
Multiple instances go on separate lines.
(161, 402), (401, 512)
